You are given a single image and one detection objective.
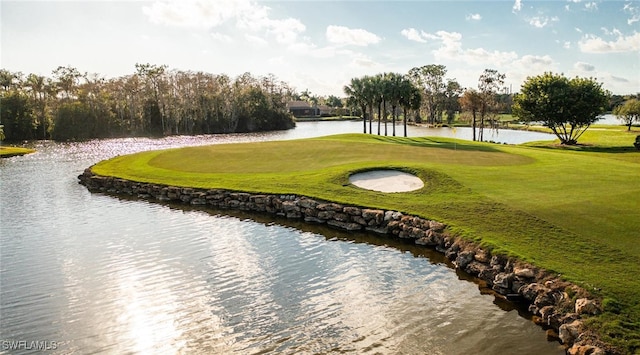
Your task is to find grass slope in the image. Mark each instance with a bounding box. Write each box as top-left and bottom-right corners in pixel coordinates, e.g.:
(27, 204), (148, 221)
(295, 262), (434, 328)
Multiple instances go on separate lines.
(0, 146), (35, 157)
(92, 128), (640, 353)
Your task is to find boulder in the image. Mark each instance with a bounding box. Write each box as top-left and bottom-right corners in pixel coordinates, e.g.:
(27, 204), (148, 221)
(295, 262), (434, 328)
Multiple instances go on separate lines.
(474, 248), (491, 263)
(514, 267), (535, 278)
(567, 344), (605, 355)
(559, 320), (583, 345)
(575, 298), (600, 315)
(327, 220), (361, 231)
(343, 206), (362, 216)
(518, 283), (543, 302)
(384, 210), (403, 222)
(454, 250), (475, 269)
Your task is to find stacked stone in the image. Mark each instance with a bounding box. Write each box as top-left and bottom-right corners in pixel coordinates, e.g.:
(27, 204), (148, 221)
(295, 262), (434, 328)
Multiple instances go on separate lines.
(78, 168), (608, 354)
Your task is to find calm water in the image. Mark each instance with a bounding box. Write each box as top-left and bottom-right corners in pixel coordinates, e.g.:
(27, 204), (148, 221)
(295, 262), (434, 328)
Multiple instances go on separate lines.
(0, 122), (563, 354)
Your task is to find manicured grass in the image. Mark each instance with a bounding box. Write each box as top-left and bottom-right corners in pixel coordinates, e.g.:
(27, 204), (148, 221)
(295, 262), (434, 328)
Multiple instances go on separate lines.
(92, 127), (640, 353)
(0, 146), (35, 158)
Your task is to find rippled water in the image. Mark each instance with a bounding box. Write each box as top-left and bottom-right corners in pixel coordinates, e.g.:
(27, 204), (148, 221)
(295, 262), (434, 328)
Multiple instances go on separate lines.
(0, 122), (563, 354)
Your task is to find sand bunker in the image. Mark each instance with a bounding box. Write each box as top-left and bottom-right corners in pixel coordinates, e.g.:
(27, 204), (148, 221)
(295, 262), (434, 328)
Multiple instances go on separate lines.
(349, 170), (424, 193)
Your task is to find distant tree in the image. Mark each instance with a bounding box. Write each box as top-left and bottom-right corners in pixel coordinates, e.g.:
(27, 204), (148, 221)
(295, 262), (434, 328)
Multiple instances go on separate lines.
(408, 64), (447, 125)
(1, 90), (36, 140)
(399, 77), (421, 137)
(369, 74), (383, 135)
(459, 89), (482, 141)
(344, 77), (370, 133)
(443, 79), (462, 125)
(513, 72), (610, 145)
(325, 95), (343, 108)
(477, 69), (505, 141)
(135, 63), (168, 135)
(52, 65), (83, 100)
(25, 73), (54, 139)
(613, 98), (640, 131)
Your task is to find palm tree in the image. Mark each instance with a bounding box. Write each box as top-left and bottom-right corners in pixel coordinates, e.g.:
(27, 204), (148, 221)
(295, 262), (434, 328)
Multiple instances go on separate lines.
(399, 76), (419, 137)
(25, 74), (49, 139)
(369, 74), (383, 135)
(384, 73), (405, 137)
(459, 89), (483, 141)
(344, 77), (369, 133)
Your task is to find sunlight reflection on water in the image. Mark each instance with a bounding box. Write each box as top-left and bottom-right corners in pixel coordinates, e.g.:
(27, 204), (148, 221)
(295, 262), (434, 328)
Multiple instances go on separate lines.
(0, 121), (563, 354)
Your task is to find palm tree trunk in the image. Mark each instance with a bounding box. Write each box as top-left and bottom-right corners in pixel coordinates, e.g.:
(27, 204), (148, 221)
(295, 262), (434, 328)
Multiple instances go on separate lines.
(392, 105), (396, 136)
(403, 107), (407, 137)
(472, 111), (477, 141)
(383, 100), (388, 136)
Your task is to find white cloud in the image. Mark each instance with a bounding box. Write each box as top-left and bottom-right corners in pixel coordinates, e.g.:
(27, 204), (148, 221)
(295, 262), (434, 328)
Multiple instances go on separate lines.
(415, 30), (517, 67)
(350, 56), (380, 68)
(512, 54), (554, 70)
(143, 0), (245, 28)
(624, 2), (640, 25)
(400, 28), (426, 43)
(563, 41), (571, 49)
(244, 34), (268, 47)
(574, 61), (595, 71)
(513, 0), (522, 13)
(267, 18), (306, 44)
(326, 25), (381, 46)
(579, 32), (640, 53)
(584, 2), (598, 11)
(528, 16), (559, 28)
(466, 13), (482, 21)
(143, 0), (306, 45)
(601, 27), (623, 36)
(611, 75), (629, 83)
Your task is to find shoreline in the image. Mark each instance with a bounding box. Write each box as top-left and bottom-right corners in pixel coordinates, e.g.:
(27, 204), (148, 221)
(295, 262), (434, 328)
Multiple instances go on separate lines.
(0, 146), (36, 158)
(78, 168), (614, 355)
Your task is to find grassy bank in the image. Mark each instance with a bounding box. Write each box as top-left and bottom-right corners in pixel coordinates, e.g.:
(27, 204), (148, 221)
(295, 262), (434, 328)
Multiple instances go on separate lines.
(0, 146), (35, 158)
(92, 127), (640, 353)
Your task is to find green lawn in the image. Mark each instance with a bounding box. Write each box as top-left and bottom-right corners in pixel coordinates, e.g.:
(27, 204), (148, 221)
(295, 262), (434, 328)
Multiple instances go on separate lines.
(0, 146), (35, 157)
(92, 127), (640, 353)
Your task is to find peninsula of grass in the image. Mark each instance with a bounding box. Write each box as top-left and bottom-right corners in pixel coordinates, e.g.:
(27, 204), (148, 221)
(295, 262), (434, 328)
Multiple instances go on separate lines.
(0, 146), (35, 158)
(91, 128), (640, 353)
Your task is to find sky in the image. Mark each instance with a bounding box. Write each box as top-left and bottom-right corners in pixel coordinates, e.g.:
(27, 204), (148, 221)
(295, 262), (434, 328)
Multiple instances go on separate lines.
(1, 0), (638, 96)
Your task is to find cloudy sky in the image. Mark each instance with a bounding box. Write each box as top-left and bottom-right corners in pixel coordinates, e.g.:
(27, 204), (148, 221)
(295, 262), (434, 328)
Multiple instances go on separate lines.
(2, 0), (638, 96)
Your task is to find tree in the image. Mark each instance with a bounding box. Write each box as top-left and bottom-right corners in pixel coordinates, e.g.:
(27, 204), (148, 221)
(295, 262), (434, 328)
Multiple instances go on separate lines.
(370, 74), (384, 135)
(399, 77), (421, 137)
(25, 74), (54, 139)
(613, 98), (640, 131)
(513, 72), (609, 145)
(344, 77), (369, 133)
(52, 65), (83, 100)
(443, 79), (462, 125)
(477, 69), (505, 141)
(459, 89), (482, 141)
(408, 64), (447, 125)
(325, 95), (343, 108)
(384, 72), (405, 136)
(136, 63), (168, 135)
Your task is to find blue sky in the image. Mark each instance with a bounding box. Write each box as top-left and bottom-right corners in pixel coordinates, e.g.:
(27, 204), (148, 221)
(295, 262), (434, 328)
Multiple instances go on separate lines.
(1, 0), (638, 96)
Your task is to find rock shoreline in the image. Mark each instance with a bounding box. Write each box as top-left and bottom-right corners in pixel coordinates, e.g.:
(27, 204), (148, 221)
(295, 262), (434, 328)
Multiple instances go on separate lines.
(78, 168), (612, 355)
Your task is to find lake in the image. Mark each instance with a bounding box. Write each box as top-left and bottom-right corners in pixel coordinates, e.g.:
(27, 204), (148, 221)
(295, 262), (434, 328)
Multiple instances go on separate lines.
(0, 122), (563, 354)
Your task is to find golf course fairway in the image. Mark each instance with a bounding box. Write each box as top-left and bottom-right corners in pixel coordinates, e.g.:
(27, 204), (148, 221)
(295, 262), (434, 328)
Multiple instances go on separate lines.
(91, 129), (640, 353)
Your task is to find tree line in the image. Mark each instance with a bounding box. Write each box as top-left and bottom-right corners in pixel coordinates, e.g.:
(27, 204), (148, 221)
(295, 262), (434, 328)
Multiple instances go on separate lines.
(343, 65), (508, 141)
(0, 64), (296, 141)
(344, 65), (637, 145)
